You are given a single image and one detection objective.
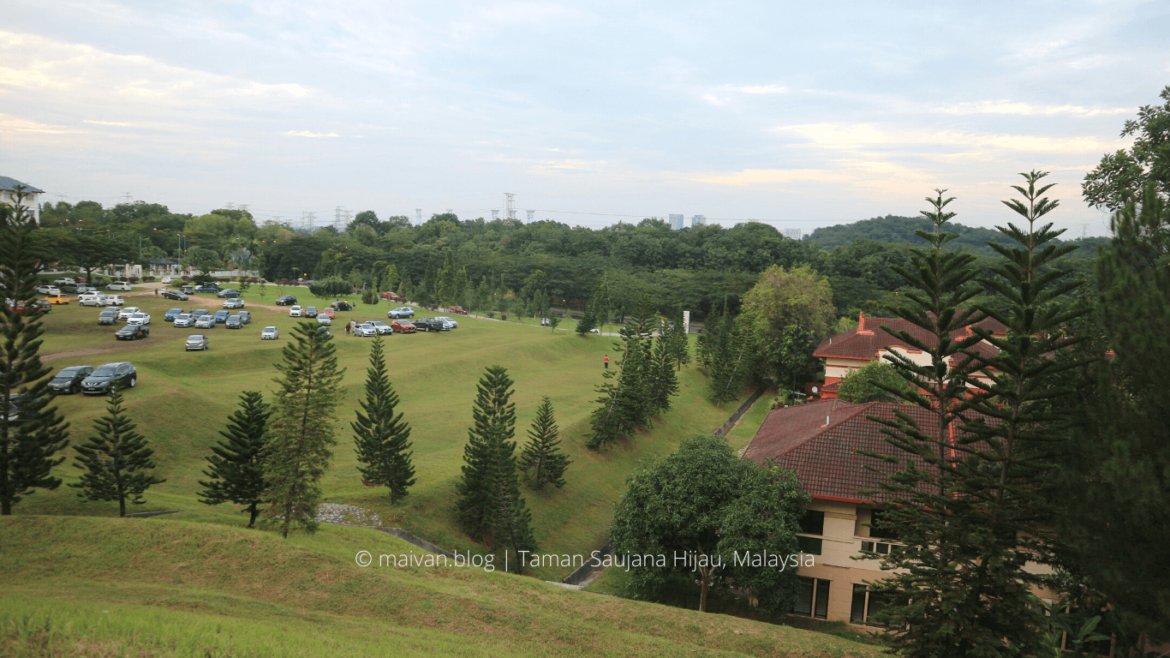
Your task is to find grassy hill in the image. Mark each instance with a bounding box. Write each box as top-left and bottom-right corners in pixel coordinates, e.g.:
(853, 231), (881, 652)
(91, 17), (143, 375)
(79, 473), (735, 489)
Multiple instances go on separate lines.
(23, 287), (758, 582)
(0, 516), (879, 657)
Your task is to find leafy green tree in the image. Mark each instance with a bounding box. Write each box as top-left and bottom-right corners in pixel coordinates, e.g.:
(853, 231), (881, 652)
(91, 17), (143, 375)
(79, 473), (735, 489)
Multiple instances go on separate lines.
(382, 263), (399, 294)
(198, 391), (271, 527)
(1052, 182), (1170, 650)
(436, 250), (457, 305)
(262, 321), (345, 538)
(398, 276), (414, 304)
(611, 435), (808, 613)
(352, 336), (415, 504)
(474, 276), (491, 316)
(454, 366), (536, 568)
(70, 387), (165, 517)
(835, 361), (914, 403)
(518, 397), (569, 489)
(1082, 85), (1170, 211)
(0, 192), (70, 515)
(738, 265), (834, 384)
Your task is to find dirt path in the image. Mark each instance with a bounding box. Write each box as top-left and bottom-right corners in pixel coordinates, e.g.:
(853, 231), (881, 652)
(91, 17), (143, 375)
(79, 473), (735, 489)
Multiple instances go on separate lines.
(41, 344), (127, 363)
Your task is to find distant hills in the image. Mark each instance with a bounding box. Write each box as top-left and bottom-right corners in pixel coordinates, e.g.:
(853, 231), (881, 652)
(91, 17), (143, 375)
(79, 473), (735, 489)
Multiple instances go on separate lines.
(806, 214), (1109, 255)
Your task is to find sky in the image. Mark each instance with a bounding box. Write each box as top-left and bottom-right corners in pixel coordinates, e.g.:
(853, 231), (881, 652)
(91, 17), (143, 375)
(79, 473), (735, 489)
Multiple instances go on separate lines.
(1, 1), (1168, 236)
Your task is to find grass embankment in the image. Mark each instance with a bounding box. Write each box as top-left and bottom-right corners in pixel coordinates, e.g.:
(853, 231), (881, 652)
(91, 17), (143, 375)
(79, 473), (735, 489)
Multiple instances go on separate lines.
(0, 517), (878, 657)
(25, 287), (759, 582)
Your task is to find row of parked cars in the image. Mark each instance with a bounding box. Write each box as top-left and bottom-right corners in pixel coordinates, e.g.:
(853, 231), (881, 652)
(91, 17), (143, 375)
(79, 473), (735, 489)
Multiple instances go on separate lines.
(47, 362), (138, 395)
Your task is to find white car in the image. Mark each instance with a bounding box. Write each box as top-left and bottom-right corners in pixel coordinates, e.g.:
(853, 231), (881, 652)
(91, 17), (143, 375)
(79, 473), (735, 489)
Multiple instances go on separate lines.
(118, 306), (140, 320)
(161, 276), (173, 284)
(289, 305), (303, 317)
(36, 285), (60, 295)
(78, 293), (107, 307)
(434, 316), (459, 329)
(355, 322), (378, 337)
(317, 315), (332, 325)
(261, 326), (279, 340)
(107, 281), (132, 292)
(105, 295), (125, 306)
(126, 312), (151, 326)
(369, 320), (393, 335)
(54, 278), (74, 286)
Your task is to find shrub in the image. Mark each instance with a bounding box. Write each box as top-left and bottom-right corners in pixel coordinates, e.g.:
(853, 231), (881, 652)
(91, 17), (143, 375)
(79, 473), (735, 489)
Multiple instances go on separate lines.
(361, 289), (378, 305)
(310, 277), (351, 298)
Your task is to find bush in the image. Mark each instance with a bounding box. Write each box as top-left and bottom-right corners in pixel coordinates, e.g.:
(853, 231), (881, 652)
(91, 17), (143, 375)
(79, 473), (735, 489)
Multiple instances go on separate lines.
(310, 277), (351, 298)
(128, 277), (139, 283)
(361, 289), (378, 305)
(142, 276), (155, 283)
(835, 361), (915, 403)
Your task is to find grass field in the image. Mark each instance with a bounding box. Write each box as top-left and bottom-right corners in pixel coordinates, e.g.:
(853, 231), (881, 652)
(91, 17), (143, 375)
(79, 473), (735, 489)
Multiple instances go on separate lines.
(23, 284), (760, 581)
(0, 516), (879, 657)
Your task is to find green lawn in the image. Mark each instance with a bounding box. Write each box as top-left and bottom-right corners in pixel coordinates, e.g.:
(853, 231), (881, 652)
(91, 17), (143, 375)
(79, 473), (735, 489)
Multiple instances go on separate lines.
(25, 288), (758, 582)
(0, 517), (879, 657)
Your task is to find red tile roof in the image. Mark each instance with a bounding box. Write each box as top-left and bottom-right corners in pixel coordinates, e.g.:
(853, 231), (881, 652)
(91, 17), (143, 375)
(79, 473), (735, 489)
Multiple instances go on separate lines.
(743, 400), (939, 503)
(814, 312), (1006, 366)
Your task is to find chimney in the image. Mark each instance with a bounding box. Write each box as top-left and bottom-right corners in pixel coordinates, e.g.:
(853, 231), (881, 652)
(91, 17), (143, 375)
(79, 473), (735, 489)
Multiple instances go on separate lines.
(858, 311), (865, 331)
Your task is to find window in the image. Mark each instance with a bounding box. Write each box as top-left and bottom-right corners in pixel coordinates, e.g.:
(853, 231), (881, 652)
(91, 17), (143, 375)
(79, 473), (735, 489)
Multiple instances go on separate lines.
(797, 536), (823, 555)
(870, 510), (898, 540)
(799, 510), (825, 535)
(849, 585), (887, 626)
(793, 576), (831, 619)
(861, 540), (895, 555)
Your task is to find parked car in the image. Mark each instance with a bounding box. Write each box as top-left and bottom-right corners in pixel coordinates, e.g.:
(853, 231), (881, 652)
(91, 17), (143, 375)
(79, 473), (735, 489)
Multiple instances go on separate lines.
(48, 365), (94, 394)
(192, 309), (211, 318)
(275, 295), (297, 306)
(54, 278), (74, 286)
(236, 311), (251, 325)
(391, 319), (416, 334)
(330, 300), (353, 311)
(59, 284), (80, 294)
(225, 314), (243, 329)
(289, 305), (303, 317)
(304, 306), (318, 318)
(161, 276), (173, 284)
(78, 286), (99, 294)
(369, 320), (393, 335)
(81, 362), (137, 394)
(35, 284), (58, 295)
(104, 295), (125, 306)
(118, 307), (140, 320)
(78, 293), (107, 307)
(180, 284), (196, 295)
(387, 306), (414, 319)
(434, 316), (459, 329)
(261, 326), (279, 340)
(98, 308), (120, 325)
(212, 310), (230, 324)
(115, 324), (149, 341)
(163, 308), (184, 322)
(173, 313), (194, 328)
(316, 315), (332, 325)
(44, 294), (70, 305)
(195, 284), (220, 294)
(107, 281), (132, 292)
(379, 291), (401, 301)
(126, 312), (151, 325)
(223, 298), (244, 309)
(319, 308), (335, 319)
(317, 326), (331, 338)
(185, 334), (209, 351)
(354, 322), (378, 337)
(216, 289), (240, 298)
(194, 315), (215, 329)
(161, 290), (188, 301)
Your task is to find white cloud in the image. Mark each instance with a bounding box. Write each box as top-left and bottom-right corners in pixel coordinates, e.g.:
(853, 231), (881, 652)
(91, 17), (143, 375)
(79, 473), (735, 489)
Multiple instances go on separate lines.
(771, 123), (1128, 155)
(937, 100), (1130, 117)
(284, 130), (340, 138)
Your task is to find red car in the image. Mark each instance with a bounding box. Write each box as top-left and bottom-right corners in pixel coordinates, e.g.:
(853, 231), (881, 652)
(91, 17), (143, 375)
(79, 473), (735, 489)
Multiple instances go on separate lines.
(391, 320), (416, 334)
(380, 291), (400, 301)
(319, 308), (336, 319)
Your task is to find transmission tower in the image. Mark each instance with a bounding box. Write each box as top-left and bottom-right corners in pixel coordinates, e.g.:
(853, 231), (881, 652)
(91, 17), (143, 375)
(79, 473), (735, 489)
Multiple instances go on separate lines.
(238, 204), (249, 216)
(526, 210), (534, 223)
(123, 192), (133, 204)
(308, 211), (316, 232)
(226, 202), (235, 210)
(504, 193), (516, 220)
(491, 210), (499, 221)
(335, 206), (343, 229)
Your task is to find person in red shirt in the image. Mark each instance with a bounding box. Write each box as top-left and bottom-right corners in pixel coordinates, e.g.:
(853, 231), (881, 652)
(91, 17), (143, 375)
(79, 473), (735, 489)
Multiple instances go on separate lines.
(604, 355), (609, 369)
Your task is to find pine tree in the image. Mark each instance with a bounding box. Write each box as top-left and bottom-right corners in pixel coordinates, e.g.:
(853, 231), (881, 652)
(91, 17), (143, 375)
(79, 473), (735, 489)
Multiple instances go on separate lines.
(575, 299), (596, 335)
(668, 307), (691, 371)
(648, 322), (680, 415)
(261, 321), (344, 538)
(0, 189), (70, 515)
(518, 397), (570, 489)
(399, 276), (414, 304)
(70, 386), (165, 517)
(352, 336), (415, 504)
(586, 321), (649, 450)
(198, 391), (271, 527)
(708, 305), (751, 405)
(436, 250), (457, 305)
(474, 276), (491, 316)
(455, 366), (536, 567)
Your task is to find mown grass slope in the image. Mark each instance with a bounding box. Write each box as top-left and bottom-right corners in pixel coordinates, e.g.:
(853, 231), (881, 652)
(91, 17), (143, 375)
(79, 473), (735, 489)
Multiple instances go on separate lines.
(0, 516), (878, 657)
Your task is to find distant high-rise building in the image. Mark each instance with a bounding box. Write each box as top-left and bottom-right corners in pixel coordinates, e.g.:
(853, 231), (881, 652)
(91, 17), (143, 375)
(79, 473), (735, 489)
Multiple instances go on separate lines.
(691, 214), (706, 228)
(784, 228), (802, 240)
(415, 208), (422, 225)
(669, 214), (685, 230)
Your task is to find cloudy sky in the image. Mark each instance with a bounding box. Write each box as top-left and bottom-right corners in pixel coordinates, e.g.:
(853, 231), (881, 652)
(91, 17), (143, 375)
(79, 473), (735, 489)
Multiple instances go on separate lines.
(2, 1), (1167, 234)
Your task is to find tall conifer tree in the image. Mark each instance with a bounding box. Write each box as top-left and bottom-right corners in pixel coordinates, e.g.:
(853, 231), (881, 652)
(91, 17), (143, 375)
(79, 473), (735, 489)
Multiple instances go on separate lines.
(353, 336), (415, 503)
(71, 387), (165, 517)
(0, 189), (70, 515)
(518, 397), (570, 489)
(261, 321), (344, 538)
(199, 390), (271, 527)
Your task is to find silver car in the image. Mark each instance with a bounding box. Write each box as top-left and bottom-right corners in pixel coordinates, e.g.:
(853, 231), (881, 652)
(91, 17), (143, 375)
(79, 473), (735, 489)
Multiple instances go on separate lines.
(173, 313), (194, 328)
(434, 316), (459, 329)
(185, 334), (209, 351)
(126, 312), (152, 326)
(369, 320), (393, 335)
(355, 322), (378, 337)
(223, 298), (245, 309)
(261, 326), (279, 340)
(194, 315), (215, 329)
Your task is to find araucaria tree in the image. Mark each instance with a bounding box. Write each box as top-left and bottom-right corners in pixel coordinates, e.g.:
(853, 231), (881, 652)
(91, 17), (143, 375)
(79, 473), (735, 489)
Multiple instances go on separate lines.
(587, 319), (649, 449)
(262, 321), (344, 538)
(352, 336), (415, 504)
(612, 435), (809, 614)
(455, 366), (536, 569)
(0, 189), (70, 515)
(198, 390), (271, 527)
(71, 387), (165, 517)
(518, 396), (569, 490)
(867, 176), (1087, 657)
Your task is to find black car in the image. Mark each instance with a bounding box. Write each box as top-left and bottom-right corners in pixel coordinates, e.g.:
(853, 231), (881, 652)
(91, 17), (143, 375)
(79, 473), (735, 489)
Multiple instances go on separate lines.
(275, 295), (297, 306)
(226, 314), (242, 329)
(192, 309), (211, 318)
(161, 290), (189, 301)
(216, 289), (240, 298)
(330, 300), (353, 311)
(195, 284), (220, 294)
(48, 365), (94, 394)
(180, 284), (196, 294)
(115, 324), (150, 341)
(237, 311), (251, 324)
(60, 283), (80, 294)
(304, 306), (318, 318)
(164, 308), (184, 322)
(98, 308), (119, 325)
(82, 362), (137, 394)
(413, 317), (451, 332)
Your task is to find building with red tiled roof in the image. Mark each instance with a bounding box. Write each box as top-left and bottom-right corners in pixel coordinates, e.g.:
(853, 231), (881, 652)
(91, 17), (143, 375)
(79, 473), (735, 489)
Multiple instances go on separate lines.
(814, 311), (1007, 399)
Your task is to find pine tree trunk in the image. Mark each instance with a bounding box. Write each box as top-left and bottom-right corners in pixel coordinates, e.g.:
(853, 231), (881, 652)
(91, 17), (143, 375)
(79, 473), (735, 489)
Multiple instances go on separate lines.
(699, 570), (709, 613)
(119, 495), (126, 518)
(282, 502), (291, 539)
(248, 503), (258, 528)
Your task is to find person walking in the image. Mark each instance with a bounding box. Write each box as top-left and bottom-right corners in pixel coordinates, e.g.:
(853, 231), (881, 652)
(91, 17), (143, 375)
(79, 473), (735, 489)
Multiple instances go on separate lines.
(344, 321), (351, 337)
(603, 355), (609, 369)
